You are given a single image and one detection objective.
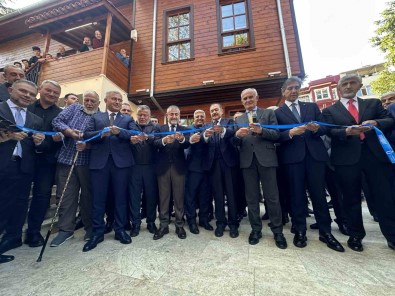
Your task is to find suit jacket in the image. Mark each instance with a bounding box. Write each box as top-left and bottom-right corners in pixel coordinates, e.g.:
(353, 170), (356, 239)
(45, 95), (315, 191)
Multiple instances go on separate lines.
(0, 101), (43, 173)
(275, 102), (328, 164)
(321, 98), (394, 165)
(153, 124), (190, 175)
(202, 118), (238, 170)
(84, 111), (135, 170)
(0, 83), (10, 102)
(130, 122), (160, 165)
(233, 108), (279, 168)
(185, 124), (207, 173)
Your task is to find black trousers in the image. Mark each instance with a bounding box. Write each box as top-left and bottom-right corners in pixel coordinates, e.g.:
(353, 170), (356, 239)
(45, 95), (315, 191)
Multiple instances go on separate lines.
(335, 144), (395, 242)
(184, 171), (211, 224)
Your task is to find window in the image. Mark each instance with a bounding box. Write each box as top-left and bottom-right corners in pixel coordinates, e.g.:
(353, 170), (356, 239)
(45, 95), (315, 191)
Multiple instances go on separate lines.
(298, 95), (311, 102)
(366, 85), (372, 95)
(314, 88), (330, 100)
(217, 0), (254, 53)
(163, 6), (194, 63)
(331, 88), (338, 100)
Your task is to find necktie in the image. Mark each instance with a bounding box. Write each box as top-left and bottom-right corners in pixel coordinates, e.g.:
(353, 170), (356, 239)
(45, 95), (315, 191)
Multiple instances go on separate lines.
(109, 113), (115, 126)
(249, 111), (253, 124)
(213, 120), (220, 142)
(291, 103), (301, 123)
(15, 107), (24, 157)
(171, 125), (176, 132)
(347, 100), (365, 140)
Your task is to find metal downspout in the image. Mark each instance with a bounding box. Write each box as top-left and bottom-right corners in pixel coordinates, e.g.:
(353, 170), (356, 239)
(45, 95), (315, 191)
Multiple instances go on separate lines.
(276, 0), (292, 78)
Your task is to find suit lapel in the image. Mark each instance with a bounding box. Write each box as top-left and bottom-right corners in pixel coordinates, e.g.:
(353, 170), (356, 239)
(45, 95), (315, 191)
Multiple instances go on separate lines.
(357, 98), (367, 123)
(299, 102), (307, 122)
(333, 101), (356, 124)
(114, 113), (123, 126)
(0, 103), (16, 124)
(280, 104), (299, 123)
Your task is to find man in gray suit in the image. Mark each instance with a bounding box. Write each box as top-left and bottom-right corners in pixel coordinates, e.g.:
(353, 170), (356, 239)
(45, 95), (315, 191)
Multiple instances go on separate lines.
(233, 88), (287, 249)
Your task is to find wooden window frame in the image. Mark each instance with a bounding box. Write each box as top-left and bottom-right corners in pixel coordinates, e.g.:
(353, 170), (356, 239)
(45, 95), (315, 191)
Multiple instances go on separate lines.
(216, 0), (255, 54)
(162, 5), (194, 64)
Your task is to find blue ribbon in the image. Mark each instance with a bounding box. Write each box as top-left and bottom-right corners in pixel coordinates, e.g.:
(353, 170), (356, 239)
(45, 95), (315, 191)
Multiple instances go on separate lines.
(15, 121), (395, 164)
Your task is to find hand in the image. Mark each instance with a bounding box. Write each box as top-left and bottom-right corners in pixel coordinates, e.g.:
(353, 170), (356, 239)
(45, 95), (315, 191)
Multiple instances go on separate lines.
(212, 125), (224, 134)
(64, 128), (82, 140)
(289, 126), (307, 137)
(174, 132), (185, 142)
(346, 126), (371, 136)
(0, 131), (11, 142)
(163, 135), (175, 144)
(190, 132), (201, 143)
(52, 133), (63, 142)
(130, 135), (140, 144)
(9, 132), (28, 141)
(110, 126), (120, 135)
(305, 123), (320, 133)
(76, 141), (87, 152)
(249, 123), (263, 134)
(32, 133), (45, 145)
(236, 127), (249, 138)
(204, 128), (214, 138)
(361, 120), (377, 127)
(137, 133), (148, 142)
(101, 131), (111, 138)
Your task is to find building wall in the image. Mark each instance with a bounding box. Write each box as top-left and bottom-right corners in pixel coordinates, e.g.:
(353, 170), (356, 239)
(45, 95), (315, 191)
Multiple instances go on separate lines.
(130, 0), (302, 95)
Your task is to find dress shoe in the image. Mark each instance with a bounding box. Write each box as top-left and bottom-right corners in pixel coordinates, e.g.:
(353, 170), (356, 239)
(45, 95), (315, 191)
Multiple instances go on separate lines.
(199, 221), (214, 231)
(248, 231), (262, 245)
(229, 227), (239, 238)
(334, 219), (349, 236)
(147, 223), (158, 234)
(310, 223), (319, 230)
(104, 221), (114, 234)
(319, 233), (345, 252)
(82, 235), (104, 252)
(293, 232), (307, 248)
(0, 254), (15, 264)
(261, 212), (269, 220)
(130, 225), (140, 237)
(188, 223), (199, 234)
(115, 231), (132, 244)
(214, 226), (225, 237)
(347, 237), (363, 252)
(274, 233), (288, 249)
(24, 232), (45, 248)
(176, 227), (187, 239)
(153, 227), (169, 240)
(388, 241), (395, 250)
(0, 238), (22, 254)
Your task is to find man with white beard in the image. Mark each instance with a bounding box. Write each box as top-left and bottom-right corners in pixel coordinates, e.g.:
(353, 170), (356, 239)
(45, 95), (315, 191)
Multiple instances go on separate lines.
(50, 90), (100, 246)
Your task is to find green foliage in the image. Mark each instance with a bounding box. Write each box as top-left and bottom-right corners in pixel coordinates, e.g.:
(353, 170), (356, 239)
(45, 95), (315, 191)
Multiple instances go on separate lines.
(371, 1), (395, 95)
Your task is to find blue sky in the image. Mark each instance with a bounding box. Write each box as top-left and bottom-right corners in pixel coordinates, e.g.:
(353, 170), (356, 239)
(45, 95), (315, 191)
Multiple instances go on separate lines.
(12, 0), (388, 83)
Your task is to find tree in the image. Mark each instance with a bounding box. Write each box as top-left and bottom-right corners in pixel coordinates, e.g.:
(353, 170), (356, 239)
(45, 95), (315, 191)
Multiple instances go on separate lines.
(0, 0), (15, 17)
(370, 1), (395, 95)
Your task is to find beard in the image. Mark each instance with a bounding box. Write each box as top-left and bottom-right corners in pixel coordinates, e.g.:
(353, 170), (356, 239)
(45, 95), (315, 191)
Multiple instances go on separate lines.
(84, 107), (98, 115)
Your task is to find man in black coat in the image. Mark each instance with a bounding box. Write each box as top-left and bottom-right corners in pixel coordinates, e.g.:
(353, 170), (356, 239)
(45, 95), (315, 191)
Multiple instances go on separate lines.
(0, 65), (25, 102)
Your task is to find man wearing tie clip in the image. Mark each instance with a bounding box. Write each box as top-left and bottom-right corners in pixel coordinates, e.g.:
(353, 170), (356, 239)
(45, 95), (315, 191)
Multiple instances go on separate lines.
(233, 88), (287, 248)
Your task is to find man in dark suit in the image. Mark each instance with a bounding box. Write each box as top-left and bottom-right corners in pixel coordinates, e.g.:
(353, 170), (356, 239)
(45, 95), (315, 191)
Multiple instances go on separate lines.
(153, 105), (190, 240)
(275, 77), (344, 252)
(82, 91), (135, 252)
(129, 105), (159, 236)
(0, 79), (44, 263)
(233, 88), (287, 249)
(322, 74), (395, 252)
(184, 110), (213, 234)
(203, 103), (240, 238)
(0, 65), (25, 102)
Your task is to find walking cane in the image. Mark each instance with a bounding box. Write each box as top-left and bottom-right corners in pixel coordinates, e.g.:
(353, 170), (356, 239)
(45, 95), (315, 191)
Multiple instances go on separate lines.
(36, 151), (80, 262)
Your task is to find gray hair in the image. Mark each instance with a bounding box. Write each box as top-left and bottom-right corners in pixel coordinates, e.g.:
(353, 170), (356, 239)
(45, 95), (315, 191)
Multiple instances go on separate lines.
(83, 90), (99, 100)
(12, 79), (38, 90)
(241, 88), (258, 99)
(105, 90), (122, 98)
(137, 105), (151, 113)
(40, 79), (61, 89)
(338, 74), (362, 87)
(281, 77), (302, 93)
(381, 91), (395, 99)
(193, 109), (205, 117)
(167, 105), (180, 113)
(4, 65), (23, 74)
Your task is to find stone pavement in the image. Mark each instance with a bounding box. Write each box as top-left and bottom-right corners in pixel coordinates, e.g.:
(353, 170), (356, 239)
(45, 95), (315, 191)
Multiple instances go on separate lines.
(0, 203), (394, 296)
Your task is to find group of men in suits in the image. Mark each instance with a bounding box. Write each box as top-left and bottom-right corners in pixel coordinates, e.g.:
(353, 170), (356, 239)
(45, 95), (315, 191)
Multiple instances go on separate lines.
(1, 73), (395, 264)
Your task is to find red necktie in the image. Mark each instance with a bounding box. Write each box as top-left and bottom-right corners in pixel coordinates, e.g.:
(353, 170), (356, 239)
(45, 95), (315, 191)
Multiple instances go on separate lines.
(347, 100), (365, 140)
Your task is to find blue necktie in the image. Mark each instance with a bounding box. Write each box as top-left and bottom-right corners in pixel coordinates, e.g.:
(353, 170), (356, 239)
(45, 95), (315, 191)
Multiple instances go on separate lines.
(15, 107), (24, 157)
(291, 103), (301, 123)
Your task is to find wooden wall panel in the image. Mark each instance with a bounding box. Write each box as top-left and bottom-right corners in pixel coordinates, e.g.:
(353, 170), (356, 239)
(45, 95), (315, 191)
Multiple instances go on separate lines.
(106, 51), (129, 91)
(130, 0), (303, 95)
(0, 33), (69, 69)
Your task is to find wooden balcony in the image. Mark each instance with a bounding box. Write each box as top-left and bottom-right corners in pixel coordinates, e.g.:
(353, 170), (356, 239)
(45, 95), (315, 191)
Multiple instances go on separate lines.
(39, 48), (129, 92)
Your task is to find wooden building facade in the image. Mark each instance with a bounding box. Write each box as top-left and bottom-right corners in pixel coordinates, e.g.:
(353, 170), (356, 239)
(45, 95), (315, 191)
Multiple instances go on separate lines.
(0, 0), (304, 122)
